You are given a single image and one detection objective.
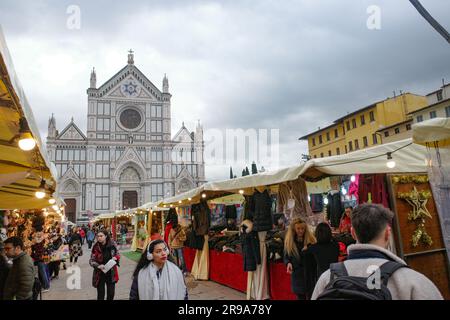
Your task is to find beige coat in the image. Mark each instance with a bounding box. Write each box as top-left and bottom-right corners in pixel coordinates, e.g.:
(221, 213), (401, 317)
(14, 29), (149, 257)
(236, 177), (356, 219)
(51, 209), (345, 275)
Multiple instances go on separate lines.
(169, 227), (187, 250)
(311, 243), (443, 300)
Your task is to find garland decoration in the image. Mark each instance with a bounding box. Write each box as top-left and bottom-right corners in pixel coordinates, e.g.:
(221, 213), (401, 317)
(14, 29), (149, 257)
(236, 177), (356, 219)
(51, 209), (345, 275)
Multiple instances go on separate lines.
(397, 186), (433, 247)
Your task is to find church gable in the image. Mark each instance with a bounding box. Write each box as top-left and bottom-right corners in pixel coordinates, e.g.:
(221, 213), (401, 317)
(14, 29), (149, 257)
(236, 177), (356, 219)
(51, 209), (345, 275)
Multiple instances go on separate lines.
(173, 126), (193, 143)
(57, 121), (86, 141)
(98, 65), (162, 101)
(60, 166), (81, 181)
(114, 147), (146, 177)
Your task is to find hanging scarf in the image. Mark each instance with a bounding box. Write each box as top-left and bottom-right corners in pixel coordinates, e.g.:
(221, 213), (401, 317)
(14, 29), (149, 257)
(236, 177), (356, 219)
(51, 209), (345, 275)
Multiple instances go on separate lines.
(137, 261), (186, 300)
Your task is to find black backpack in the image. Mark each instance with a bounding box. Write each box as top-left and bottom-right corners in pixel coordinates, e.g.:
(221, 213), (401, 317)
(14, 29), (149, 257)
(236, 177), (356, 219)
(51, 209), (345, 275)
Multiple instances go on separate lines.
(316, 261), (408, 300)
(32, 276), (42, 300)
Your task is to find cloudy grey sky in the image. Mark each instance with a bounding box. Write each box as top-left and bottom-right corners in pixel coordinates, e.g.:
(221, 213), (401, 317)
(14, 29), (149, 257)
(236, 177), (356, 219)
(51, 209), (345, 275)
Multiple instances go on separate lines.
(0, 0), (449, 181)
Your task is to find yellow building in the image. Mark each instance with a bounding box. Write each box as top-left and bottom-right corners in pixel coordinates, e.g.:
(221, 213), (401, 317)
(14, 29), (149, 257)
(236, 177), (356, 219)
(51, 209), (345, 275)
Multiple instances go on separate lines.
(299, 93), (427, 158)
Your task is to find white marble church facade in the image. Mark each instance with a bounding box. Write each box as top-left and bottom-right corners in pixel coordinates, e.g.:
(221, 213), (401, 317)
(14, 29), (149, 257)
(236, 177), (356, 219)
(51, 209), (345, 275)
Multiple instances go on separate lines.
(46, 51), (206, 224)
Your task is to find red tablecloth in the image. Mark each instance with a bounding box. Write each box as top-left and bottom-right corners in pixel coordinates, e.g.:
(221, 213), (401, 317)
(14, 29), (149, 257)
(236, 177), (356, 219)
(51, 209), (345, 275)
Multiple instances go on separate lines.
(183, 247), (197, 272)
(269, 261), (297, 300)
(209, 250), (247, 293)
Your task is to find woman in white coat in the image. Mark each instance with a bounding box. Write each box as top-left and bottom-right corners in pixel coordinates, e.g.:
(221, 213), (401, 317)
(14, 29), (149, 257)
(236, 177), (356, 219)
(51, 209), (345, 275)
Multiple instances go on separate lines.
(129, 239), (187, 300)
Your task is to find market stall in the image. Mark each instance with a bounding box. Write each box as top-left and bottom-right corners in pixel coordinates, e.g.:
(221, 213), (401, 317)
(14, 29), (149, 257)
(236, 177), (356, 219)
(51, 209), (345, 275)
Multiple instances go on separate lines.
(0, 27), (58, 209)
(412, 118), (450, 297)
(157, 137), (450, 299)
(298, 137), (450, 299)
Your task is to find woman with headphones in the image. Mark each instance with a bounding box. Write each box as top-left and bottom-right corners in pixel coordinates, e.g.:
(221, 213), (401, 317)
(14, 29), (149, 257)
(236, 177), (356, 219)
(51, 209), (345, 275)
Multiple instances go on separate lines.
(129, 239), (187, 300)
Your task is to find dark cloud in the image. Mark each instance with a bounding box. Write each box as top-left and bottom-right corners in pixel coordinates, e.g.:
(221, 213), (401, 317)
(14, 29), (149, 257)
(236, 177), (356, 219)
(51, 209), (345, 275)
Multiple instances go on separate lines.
(0, 0), (449, 181)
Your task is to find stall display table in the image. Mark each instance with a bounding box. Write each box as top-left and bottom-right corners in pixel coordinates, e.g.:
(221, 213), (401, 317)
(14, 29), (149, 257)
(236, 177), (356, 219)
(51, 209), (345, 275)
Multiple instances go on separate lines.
(183, 247), (197, 272)
(269, 261), (297, 300)
(209, 249), (247, 293)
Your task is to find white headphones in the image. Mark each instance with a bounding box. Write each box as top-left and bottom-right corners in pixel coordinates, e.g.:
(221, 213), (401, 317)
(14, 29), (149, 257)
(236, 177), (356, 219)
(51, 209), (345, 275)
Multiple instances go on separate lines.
(147, 240), (170, 261)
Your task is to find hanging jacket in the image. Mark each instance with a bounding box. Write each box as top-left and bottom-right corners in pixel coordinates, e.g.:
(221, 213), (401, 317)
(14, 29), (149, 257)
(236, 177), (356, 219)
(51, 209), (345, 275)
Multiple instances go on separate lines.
(225, 205), (237, 219)
(326, 192), (343, 228)
(251, 190), (273, 232)
(240, 220), (261, 271)
(192, 201), (210, 236)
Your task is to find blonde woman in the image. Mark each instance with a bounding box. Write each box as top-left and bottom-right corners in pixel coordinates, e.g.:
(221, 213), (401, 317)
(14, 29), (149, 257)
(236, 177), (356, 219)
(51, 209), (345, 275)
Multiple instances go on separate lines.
(284, 218), (316, 300)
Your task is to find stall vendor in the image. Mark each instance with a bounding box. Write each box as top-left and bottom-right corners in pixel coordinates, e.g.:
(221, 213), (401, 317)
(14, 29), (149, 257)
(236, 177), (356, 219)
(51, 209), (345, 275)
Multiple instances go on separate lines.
(339, 206), (352, 234)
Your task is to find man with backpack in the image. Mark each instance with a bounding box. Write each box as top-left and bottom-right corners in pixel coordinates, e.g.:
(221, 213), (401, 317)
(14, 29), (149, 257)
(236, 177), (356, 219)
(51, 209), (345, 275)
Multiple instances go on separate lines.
(312, 203), (443, 300)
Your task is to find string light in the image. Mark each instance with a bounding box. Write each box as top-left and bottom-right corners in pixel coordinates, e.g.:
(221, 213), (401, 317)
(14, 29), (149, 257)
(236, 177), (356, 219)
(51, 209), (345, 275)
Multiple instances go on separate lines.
(239, 190), (244, 194)
(386, 152), (396, 169)
(35, 179), (46, 199)
(188, 198), (192, 201)
(350, 175), (356, 182)
(48, 198), (56, 205)
(202, 193), (206, 198)
(18, 119), (36, 151)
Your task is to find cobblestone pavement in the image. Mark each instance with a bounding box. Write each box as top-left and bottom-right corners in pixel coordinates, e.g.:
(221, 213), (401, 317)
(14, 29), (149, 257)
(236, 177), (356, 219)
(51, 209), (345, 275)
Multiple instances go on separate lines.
(43, 243), (246, 300)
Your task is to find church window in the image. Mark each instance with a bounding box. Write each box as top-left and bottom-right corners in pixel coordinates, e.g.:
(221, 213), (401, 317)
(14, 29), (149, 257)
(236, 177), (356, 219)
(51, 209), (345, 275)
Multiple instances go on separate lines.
(151, 105), (162, 118)
(151, 184), (163, 202)
(151, 165), (163, 178)
(96, 164), (110, 178)
(151, 120), (162, 133)
(120, 108), (142, 129)
(95, 184), (109, 210)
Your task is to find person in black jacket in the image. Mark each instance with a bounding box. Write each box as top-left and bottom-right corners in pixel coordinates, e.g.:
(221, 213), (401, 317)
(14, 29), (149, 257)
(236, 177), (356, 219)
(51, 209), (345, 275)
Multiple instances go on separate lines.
(284, 218), (316, 300)
(68, 227), (82, 265)
(48, 233), (63, 280)
(303, 222), (339, 287)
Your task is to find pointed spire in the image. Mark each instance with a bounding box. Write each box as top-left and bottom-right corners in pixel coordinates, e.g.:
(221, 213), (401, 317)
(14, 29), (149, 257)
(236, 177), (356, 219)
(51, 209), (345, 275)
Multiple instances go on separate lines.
(48, 113), (57, 138)
(163, 73), (169, 93)
(128, 49), (134, 65)
(90, 67), (96, 88)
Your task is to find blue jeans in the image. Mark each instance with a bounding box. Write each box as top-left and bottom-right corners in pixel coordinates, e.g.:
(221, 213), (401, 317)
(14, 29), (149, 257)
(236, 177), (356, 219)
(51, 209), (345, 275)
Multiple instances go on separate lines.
(35, 261), (50, 290)
(173, 248), (187, 272)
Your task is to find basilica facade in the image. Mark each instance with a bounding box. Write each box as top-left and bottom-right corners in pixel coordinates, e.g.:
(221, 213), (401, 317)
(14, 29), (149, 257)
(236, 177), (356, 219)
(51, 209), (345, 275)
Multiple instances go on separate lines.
(46, 51), (206, 224)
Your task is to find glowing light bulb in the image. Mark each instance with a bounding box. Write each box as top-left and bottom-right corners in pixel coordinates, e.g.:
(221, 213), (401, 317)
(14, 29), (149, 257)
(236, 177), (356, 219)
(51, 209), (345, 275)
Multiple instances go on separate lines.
(35, 190), (45, 199)
(18, 132), (36, 151)
(350, 175), (356, 182)
(386, 160), (396, 169)
(49, 198), (56, 205)
(239, 190), (244, 195)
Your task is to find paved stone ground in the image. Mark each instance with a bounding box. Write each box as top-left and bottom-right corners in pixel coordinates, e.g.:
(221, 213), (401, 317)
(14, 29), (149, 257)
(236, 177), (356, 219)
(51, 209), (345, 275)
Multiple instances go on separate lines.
(43, 242), (246, 300)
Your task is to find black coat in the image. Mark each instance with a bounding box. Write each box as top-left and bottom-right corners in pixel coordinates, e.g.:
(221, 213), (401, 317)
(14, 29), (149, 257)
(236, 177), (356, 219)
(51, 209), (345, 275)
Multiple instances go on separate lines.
(192, 201), (210, 236)
(304, 241), (339, 277)
(240, 228), (260, 272)
(251, 190), (273, 232)
(0, 255), (11, 301)
(186, 228), (205, 250)
(284, 240), (317, 296)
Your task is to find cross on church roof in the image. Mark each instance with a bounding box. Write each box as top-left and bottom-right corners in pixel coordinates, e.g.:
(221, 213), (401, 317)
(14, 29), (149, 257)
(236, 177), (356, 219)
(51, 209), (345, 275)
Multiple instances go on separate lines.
(128, 49), (134, 64)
